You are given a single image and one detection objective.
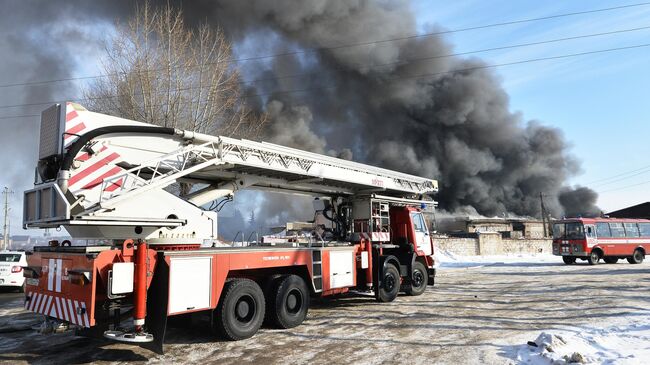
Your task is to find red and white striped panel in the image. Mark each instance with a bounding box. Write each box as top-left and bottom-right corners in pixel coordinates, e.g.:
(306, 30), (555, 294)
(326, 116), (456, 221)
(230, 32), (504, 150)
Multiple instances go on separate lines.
(64, 102), (87, 147)
(358, 232), (391, 242)
(68, 145), (125, 194)
(25, 292), (90, 327)
(62, 102), (126, 193)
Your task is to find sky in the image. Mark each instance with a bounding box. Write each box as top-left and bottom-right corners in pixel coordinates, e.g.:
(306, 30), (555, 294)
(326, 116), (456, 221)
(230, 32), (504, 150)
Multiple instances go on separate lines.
(412, 0), (650, 212)
(1, 1), (649, 238)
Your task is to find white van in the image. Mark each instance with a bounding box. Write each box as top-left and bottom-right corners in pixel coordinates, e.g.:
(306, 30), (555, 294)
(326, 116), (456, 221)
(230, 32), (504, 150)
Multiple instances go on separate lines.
(0, 251), (27, 291)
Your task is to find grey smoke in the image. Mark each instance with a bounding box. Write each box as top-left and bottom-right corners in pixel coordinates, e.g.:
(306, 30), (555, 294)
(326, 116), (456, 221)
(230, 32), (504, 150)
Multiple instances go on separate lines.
(0, 1), (131, 236)
(181, 0), (600, 220)
(2, 1), (600, 239)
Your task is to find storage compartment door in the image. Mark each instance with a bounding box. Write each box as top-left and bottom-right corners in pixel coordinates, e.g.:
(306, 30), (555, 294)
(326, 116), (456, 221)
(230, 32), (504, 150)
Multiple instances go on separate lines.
(329, 250), (354, 289)
(168, 257), (212, 314)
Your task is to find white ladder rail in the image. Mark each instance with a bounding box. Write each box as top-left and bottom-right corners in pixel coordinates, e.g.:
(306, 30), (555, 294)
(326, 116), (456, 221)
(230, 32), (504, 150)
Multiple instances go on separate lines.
(91, 133), (437, 212)
(97, 141), (222, 206)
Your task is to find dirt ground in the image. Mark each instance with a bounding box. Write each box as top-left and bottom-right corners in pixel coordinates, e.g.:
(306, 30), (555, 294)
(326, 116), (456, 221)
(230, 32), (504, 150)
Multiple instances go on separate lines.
(1, 258), (649, 364)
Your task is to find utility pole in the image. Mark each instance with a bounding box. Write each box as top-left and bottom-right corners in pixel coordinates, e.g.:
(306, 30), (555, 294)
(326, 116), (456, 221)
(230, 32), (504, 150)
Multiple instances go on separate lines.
(2, 187), (14, 251)
(539, 192), (548, 238)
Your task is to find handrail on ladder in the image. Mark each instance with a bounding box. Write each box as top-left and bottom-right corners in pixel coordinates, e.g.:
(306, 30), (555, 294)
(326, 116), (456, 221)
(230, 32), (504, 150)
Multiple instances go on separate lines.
(246, 231), (259, 246)
(232, 231), (244, 247)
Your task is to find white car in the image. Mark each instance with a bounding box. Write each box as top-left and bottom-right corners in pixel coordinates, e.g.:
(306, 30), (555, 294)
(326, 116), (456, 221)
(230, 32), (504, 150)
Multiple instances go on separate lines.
(0, 251), (27, 291)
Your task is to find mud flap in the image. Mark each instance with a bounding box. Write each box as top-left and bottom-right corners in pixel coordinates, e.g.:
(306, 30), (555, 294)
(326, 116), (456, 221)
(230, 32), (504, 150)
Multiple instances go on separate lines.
(141, 253), (169, 355)
(428, 268), (436, 286)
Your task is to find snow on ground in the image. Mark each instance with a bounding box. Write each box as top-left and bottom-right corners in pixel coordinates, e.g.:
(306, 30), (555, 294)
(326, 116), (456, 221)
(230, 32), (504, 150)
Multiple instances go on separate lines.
(1, 253), (649, 364)
(435, 249), (558, 268)
(436, 251), (650, 364)
(510, 314), (650, 365)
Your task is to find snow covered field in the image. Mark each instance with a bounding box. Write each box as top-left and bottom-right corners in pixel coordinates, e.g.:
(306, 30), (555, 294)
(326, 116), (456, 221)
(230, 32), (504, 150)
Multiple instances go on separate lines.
(0, 253), (648, 364)
(437, 251), (650, 364)
(436, 250), (560, 268)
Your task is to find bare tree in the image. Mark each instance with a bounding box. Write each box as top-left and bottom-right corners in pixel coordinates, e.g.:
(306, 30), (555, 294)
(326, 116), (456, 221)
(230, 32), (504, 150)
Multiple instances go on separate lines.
(84, 2), (265, 137)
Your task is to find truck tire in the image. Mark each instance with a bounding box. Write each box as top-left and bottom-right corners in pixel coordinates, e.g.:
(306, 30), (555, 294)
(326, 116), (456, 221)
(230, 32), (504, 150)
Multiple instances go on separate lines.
(214, 278), (265, 340)
(587, 250), (600, 265)
(627, 249), (644, 264)
(603, 257), (618, 264)
(562, 256), (576, 265)
(377, 263), (400, 303)
(266, 275), (309, 329)
(404, 261), (428, 296)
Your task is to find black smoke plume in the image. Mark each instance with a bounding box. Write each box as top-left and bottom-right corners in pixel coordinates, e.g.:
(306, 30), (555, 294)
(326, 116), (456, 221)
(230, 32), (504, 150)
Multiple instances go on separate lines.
(174, 0), (600, 219)
(2, 1), (600, 239)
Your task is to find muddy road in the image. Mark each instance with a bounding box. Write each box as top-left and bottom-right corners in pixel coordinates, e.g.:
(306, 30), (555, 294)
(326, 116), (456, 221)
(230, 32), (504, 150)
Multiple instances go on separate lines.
(1, 258), (649, 364)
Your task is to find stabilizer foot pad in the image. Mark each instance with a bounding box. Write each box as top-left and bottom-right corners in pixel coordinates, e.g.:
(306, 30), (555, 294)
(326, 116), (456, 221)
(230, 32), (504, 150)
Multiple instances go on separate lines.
(104, 330), (154, 343)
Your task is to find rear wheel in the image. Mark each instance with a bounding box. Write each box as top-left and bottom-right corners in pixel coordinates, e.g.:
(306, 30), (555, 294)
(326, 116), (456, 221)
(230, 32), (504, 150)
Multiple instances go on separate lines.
(587, 250), (600, 265)
(377, 263), (400, 302)
(266, 275), (309, 329)
(404, 261), (428, 296)
(213, 279), (265, 340)
(562, 256), (576, 265)
(627, 249), (645, 264)
(603, 257), (618, 264)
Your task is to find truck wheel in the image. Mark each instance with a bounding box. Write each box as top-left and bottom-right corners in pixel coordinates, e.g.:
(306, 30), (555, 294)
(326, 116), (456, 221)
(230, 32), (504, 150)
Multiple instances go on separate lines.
(587, 250), (600, 265)
(562, 256), (576, 265)
(603, 257), (618, 264)
(627, 249), (645, 264)
(377, 263), (400, 303)
(404, 261), (428, 296)
(267, 275), (309, 329)
(214, 279), (265, 340)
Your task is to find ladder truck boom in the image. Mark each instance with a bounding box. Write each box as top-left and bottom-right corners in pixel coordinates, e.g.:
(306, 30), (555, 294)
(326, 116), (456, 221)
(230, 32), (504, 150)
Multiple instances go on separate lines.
(22, 103), (440, 353)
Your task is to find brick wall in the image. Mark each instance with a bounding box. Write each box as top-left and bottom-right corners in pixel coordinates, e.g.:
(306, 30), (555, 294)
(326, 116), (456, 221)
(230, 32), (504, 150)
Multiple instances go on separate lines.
(434, 237), (480, 255)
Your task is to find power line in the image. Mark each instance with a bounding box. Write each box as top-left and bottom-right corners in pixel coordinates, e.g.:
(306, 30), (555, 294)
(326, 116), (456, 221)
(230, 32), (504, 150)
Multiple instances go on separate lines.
(0, 2), (649, 90)
(224, 1), (650, 64)
(0, 21), (650, 102)
(0, 23), (647, 110)
(591, 167), (650, 187)
(250, 25), (650, 87)
(598, 179), (650, 194)
(586, 164), (650, 185)
(0, 24), (647, 108)
(1, 41), (650, 116)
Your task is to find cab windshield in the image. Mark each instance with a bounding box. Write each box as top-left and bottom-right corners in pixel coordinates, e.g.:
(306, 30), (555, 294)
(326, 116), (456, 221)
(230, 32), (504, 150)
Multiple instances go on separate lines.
(553, 222), (585, 240)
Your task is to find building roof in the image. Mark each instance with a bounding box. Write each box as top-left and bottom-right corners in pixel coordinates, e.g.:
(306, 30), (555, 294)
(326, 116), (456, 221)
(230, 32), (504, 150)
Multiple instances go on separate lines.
(463, 218), (545, 224)
(607, 202), (650, 219)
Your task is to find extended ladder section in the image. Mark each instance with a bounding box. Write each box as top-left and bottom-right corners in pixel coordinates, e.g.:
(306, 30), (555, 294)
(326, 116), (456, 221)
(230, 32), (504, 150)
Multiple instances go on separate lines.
(96, 132), (439, 210)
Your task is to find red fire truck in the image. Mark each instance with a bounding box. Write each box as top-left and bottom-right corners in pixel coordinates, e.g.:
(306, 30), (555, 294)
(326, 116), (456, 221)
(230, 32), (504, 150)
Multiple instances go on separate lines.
(22, 103), (439, 353)
(552, 217), (650, 265)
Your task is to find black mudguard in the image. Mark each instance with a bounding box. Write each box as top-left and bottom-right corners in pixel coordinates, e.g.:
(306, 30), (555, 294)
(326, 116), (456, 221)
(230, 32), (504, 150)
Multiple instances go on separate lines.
(141, 253), (169, 355)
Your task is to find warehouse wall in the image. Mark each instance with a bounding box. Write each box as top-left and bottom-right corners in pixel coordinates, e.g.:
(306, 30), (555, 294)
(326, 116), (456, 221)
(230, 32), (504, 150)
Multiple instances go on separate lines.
(434, 233), (552, 256)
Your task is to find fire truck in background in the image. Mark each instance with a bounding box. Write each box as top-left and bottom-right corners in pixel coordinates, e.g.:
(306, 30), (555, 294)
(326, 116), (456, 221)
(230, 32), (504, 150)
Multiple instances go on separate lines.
(552, 217), (650, 265)
(21, 103), (439, 352)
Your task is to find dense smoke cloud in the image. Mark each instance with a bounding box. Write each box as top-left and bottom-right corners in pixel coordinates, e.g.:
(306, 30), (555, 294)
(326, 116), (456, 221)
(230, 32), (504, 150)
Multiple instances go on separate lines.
(175, 0), (600, 219)
(0, 1), (131, 235)
(2, 1), (600, 239)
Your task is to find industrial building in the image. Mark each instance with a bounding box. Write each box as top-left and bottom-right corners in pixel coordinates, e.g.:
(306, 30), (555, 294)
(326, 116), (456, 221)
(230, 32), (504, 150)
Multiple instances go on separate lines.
(436, 216), (548, 238)
(607, 202), (650, 219)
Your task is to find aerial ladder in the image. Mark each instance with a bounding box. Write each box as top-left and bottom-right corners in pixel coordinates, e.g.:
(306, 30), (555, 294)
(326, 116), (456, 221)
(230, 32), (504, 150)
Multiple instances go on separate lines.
(22, 102), (439, 353)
